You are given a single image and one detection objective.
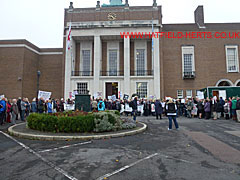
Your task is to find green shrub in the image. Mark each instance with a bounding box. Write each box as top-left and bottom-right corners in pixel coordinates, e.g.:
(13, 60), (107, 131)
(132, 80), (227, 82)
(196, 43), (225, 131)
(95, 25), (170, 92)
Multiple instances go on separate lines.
(27, 110), (135, 133)
(27, 113), (95, 133)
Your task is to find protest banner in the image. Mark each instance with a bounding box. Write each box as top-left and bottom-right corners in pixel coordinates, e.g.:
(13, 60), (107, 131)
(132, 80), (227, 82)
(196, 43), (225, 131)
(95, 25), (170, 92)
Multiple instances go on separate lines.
(123, 94), (129, 100)
(137, 105), (144, 114)
(197, 91), (204, 100)
(97, 92), (103, 98)
(38, 91), (52, 101)
(112, 95), (116, 101)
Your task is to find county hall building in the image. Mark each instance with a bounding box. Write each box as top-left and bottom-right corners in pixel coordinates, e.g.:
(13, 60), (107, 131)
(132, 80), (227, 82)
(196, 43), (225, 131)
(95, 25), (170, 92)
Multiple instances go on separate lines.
(0, 0), (240, 100)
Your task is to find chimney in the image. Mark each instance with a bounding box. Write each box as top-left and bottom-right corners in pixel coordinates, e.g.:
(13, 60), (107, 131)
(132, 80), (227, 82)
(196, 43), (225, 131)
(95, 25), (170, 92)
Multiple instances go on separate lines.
(125, 0), (129, 7)
(194, 6), (205, 28)
(153, 0), (157, 7)
(69, 2), (73, 9)
(96, 1), (100, 8)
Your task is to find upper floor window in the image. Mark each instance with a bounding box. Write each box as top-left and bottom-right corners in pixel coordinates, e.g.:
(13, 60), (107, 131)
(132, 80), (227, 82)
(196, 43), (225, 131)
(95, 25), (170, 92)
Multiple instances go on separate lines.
(82, 50), (91, 76)
(136, 49), (146, 76)
(226, 45), (239, 73)
(109, 49), (118, 76)
(182, 46), (195, 79)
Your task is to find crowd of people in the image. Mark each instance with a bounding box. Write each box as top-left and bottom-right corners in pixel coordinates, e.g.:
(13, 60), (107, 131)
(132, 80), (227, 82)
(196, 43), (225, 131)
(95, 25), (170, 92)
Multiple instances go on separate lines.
(1, 95), (240, 127)
(0, 97), (65, 125)
(91, 96), (240, 123)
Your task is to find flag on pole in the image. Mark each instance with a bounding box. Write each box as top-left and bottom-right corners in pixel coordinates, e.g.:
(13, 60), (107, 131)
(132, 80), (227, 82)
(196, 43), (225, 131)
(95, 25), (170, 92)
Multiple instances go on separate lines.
(66, 22), (72, 51)
(152, 18), (154, 52)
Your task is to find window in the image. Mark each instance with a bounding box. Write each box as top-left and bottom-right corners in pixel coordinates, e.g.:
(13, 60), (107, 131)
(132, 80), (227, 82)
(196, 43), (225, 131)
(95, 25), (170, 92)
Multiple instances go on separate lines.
(182, 46), (195, 78)
(82, 50), (91, 76)
(226, 46), (239, 72)
(136, 82), (147, 98)
(177, 90), (183, 98)
(109, 49), (118, 76)
(136, 49), (146, 76)
(186, 90), (192, 98)
(184, 54), (193, 73)
(77, 83), (88, 95)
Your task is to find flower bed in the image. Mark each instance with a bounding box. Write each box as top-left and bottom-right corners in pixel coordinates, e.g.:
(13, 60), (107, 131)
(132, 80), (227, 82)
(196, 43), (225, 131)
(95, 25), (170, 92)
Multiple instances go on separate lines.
(27, 111), (136, 133)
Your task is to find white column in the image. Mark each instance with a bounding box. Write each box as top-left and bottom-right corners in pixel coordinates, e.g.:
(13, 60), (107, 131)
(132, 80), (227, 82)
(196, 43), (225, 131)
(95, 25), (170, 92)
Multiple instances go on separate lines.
(124, 36), (131, 96)
(153, 37), (161, 99)
(93, 35), (101, 96)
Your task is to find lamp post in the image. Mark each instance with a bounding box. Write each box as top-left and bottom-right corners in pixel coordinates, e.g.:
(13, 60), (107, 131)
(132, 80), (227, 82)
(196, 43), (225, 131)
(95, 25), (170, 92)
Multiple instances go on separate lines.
(37, 70), (41, 99)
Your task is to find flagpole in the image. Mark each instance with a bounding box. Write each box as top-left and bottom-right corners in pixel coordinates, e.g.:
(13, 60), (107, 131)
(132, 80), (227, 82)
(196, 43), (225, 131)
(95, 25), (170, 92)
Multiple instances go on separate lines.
(151, 17), (154, 75)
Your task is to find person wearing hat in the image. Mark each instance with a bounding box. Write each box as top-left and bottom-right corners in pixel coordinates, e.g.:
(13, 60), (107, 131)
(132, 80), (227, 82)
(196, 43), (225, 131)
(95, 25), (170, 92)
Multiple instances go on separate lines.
(165, 98), (179, 130)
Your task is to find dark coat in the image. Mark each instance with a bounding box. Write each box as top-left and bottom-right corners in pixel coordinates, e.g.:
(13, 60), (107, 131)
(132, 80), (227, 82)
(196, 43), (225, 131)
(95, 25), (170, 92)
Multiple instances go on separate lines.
(154, 100), (163, 114)
(132, 99), (137, 110)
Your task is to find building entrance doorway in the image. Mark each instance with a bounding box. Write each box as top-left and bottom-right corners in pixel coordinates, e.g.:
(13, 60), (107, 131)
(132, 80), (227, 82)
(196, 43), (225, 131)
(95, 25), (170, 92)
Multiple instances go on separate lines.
(212, 90), (227, 100)
(106, 82), (118, 99)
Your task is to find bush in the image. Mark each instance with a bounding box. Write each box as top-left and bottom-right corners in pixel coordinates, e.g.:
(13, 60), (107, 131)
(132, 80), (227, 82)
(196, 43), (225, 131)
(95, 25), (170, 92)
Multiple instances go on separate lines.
(27, 110), (136, 133)
(27, 113), (95, 133)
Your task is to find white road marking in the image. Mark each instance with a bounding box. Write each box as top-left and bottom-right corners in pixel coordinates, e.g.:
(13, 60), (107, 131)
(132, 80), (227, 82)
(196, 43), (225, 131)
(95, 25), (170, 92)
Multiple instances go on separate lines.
(96, 153), (158, 180)
(0, 131), (78, 180)
(38, 141), (92, 153)
(157, 153), (195, 164)
(96, 151), (196, 180)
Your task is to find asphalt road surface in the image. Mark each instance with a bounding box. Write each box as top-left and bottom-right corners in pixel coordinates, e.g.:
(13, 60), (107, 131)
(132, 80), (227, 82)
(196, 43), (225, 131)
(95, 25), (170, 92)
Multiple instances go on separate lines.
(0, 116), (240, 180)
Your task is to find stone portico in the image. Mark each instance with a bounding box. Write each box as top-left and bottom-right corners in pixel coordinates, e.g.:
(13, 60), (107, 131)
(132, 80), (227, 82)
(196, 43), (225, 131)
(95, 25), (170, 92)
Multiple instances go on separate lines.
(64, 1), (162, 99)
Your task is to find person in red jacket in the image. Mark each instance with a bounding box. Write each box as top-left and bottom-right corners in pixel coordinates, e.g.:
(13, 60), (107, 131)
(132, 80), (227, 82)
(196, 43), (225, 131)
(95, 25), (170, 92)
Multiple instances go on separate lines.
(6, 99), (12, 123)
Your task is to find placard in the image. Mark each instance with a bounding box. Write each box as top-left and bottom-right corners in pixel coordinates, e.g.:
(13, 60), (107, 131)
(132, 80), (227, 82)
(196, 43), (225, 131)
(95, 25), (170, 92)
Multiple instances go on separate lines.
(38, 91), (52, 101)
(0, 95), (5, 100)
(197, 91), (204, 100)
(123, 94), (129, 100)
(219, 90), (227, 100)
(111, 95), (116, 101)
(97, 92), (103, 98)
(125, 103), (132, 112)
(137, 105), (144, 114)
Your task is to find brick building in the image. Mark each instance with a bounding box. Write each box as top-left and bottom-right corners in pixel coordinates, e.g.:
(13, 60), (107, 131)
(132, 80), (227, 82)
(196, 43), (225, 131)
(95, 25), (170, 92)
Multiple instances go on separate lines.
(0, 0), (240, 100)
(0, 40), (63, 100)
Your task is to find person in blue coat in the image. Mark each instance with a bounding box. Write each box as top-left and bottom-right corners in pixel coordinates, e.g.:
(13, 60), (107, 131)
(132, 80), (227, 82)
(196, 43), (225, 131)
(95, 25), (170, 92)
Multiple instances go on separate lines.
(155, 99), (163, 119)
(0, 98), (6, 125)
(47, 100), (53, 113)
(31, 98), (37, 113)
(98, 99), (105, 111)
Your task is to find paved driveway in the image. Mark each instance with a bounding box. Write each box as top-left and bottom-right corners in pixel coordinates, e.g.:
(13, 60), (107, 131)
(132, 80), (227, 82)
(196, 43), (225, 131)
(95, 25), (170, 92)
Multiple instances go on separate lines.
(0, 116), (240, 180)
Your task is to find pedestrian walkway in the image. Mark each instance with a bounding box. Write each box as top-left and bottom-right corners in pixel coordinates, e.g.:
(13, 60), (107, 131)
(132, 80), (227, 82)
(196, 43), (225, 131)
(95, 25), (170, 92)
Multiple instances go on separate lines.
(185, 131), (240, 164)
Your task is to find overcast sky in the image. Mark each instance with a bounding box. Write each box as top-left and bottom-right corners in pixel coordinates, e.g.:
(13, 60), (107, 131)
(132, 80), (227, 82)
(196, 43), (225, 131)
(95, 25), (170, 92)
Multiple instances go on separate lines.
(0, 0), (239, 48)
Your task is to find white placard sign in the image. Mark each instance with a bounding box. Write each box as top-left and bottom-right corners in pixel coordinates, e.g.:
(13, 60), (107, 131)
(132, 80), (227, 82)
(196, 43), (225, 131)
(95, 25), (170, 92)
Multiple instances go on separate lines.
(125, 103), (132, 112)
(219, 90), (227, 100)
(38, 91), (52, 101)
(197, 91), (204, 100)
(151, 104), (155, 112)
(137, 105), (144, 114)
(0, 95), (5, 100)
(97, 92), (103, 98)
(112, 95), (116, 101)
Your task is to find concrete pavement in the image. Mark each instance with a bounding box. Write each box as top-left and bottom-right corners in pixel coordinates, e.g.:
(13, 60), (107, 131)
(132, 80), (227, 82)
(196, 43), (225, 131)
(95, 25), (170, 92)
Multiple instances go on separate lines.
(0, 116), (240, 180)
